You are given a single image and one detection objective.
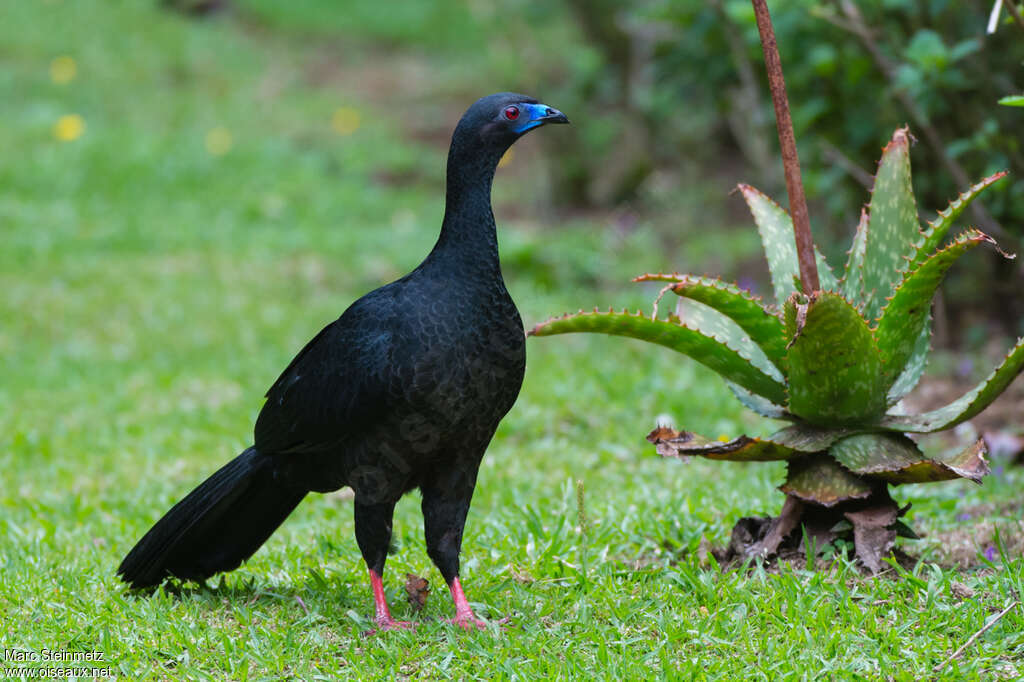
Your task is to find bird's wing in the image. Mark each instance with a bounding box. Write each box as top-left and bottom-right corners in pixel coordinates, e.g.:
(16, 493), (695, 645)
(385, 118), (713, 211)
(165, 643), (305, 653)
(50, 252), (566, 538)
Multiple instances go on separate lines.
(253, 293), (401, 455)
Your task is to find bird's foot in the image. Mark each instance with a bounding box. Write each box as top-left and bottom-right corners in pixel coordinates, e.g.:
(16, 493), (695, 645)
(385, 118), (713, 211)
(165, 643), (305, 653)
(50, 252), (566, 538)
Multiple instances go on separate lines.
(444, 614), (487, 630)
(366, 568), (416, 634)
(377, 617), (416, 630)
(364, 617), (417, 636)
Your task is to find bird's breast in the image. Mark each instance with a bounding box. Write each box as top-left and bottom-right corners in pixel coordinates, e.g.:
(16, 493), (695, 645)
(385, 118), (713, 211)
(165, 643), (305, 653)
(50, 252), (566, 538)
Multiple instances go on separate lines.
(400, 290), (524, 424)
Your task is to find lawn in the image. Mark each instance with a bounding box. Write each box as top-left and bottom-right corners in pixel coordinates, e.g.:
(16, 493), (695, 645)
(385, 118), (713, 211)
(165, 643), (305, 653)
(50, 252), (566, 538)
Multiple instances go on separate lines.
(1, 1), (1022, 679)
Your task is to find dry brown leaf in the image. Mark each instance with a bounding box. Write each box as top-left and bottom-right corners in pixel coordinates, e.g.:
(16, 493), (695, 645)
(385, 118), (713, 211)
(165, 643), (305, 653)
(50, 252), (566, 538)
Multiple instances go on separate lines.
(404, 573), (430, 612)
(845, 501), (899, 574)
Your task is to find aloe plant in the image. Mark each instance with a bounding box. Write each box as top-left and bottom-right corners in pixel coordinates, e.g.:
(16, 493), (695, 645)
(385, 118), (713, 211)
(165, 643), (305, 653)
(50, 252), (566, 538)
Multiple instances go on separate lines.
(530, 128), (1024, 571)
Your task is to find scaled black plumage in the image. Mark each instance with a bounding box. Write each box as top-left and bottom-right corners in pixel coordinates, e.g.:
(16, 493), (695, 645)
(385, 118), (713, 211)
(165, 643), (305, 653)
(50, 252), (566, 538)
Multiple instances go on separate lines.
(118, 93), (568, 629)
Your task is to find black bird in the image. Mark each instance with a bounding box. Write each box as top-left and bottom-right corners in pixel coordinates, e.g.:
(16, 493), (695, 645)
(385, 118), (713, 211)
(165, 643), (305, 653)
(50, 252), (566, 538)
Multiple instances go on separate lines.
(118, 93), (568, 629)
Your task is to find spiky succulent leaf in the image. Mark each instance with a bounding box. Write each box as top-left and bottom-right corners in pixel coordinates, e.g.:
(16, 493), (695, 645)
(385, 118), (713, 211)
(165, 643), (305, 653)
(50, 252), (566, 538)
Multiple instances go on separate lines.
(884, 440), (989, 484)
(831, 433), (988, 484)
(633, 272), (686, 283)
(528, 310), (788, 404)
(673, 298), (783, 382)
(700, 437), (801, 461)
(875, 231), (992, 387)
(936, 439), (990, 482)
(784, 292), (886, 424)
(842, 207), (870, 305)
(886, 318), (931, 404)
(726, 381), (789, 419)
(769, 424), (851, 452)
(646, 427), (802, 461)
(881, 337), (1024, 432)
(820, 266), (841, 292)
(859, 128), (922, 322)
(830, 433), (924, 474)
(908, 171), (1008, 272)
(648, 423), (849, 461)
(669, 276), (787, 369)
(738, 184), (839, 303)
(646, 427), (718, 458)
(781, 454), (874, 507)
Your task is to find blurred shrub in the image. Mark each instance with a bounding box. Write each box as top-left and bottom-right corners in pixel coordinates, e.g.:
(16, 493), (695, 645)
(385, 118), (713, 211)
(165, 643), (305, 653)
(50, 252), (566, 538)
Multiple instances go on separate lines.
(520, 0), (1024, 337)
(228, 0), (1022, 337)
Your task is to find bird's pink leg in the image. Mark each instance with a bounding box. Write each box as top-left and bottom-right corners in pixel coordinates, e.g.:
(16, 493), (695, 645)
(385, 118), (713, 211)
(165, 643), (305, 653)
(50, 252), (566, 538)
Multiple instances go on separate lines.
(445, 576), (487, 629)
(368, 569), (415, 631)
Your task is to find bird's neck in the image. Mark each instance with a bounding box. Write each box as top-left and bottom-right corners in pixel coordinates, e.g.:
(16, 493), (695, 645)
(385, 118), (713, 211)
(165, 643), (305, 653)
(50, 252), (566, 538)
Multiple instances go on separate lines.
(428, 140), (506, 278)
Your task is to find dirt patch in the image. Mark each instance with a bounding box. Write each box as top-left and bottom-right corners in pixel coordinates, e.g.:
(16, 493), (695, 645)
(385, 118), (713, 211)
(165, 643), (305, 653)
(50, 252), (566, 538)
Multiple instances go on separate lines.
(925, 501), (1024, 569)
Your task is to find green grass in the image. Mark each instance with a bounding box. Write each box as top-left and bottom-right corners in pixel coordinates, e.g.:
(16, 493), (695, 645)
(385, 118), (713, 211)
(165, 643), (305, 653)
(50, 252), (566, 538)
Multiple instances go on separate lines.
(1, 1), (1023, 679)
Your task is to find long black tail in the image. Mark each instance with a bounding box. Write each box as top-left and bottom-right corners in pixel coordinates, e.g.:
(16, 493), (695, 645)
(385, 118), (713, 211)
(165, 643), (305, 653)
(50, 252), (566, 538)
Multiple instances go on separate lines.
(118, 447), (307, 588)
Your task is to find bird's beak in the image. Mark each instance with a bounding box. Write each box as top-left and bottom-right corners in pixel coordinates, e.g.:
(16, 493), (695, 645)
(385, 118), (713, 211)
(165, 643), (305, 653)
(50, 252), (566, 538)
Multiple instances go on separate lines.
(527, 103), (569, 125)
(513, 103), (570, 134)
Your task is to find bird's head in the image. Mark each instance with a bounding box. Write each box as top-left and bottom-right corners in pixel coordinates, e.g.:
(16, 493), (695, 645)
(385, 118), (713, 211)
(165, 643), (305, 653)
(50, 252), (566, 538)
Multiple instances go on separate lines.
(454, 92), (569, 153)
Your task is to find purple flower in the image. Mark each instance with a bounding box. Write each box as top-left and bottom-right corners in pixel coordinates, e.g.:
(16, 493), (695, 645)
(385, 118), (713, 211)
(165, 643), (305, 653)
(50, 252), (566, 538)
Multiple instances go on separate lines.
(983, 545), (998, 562)
(957, 513), (972, 521)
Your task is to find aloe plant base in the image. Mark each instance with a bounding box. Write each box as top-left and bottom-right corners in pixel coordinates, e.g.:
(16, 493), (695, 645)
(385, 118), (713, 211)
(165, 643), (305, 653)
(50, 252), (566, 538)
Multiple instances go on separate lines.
(716, 489), (913, 573)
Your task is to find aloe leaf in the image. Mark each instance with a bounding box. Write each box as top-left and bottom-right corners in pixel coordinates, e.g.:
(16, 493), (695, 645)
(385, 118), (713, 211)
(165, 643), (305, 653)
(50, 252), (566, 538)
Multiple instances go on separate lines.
(669, 276), (787, 369)
(875, 231), (991, 388)
(842, 206), (870, 305)
(633, 272), (685, 283)
(884, 440), (989, 484)
(727, 381), (790, 419)
(908, 171), (1008, 272)
(937, 439), (990, 482)
(769, 424), (851, 452)
(646, 427), (802, 461)
(529, 309), (788, 403)
(784, 292), (887, 425)
(831, 433), (988, 484)
(880, 337), (1024, 432)
(886, 317), (931, 404)
(817, 254), (839, 292)
(780, 454), (874, 507)
(673, 298), (783, 382)
(860, 128), (922, 322)
(738, 184), (839, 303)
(830, 433), (924, 474)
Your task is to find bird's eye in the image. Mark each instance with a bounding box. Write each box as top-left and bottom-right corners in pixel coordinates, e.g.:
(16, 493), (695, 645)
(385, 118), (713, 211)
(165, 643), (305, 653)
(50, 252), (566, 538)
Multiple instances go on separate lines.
(503, 106), (520, 121)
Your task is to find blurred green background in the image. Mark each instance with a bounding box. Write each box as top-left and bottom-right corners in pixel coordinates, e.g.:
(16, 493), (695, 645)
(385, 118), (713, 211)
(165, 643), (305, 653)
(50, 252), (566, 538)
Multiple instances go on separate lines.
(2, 0), (1023, 678)
(6, 0), (1023, 336)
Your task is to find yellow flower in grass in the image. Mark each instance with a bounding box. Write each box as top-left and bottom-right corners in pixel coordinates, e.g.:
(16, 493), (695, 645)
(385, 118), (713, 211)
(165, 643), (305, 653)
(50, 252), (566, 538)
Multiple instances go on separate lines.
(205, 126), (232, 156)
(331, 107), (360, 136)
(53, 114), (85, 141)
(50, 56), (77, 84)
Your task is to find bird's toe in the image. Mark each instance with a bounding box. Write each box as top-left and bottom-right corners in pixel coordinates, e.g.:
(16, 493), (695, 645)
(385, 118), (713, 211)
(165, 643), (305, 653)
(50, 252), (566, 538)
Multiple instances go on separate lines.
(366, 617), (417, 635)
(444, 615), (488, 630)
